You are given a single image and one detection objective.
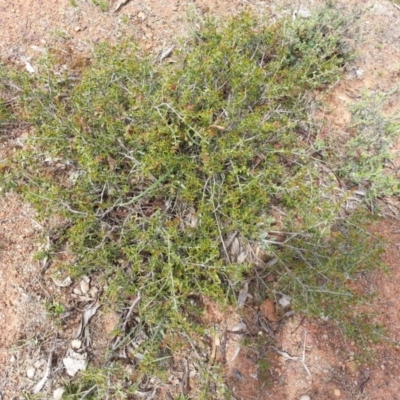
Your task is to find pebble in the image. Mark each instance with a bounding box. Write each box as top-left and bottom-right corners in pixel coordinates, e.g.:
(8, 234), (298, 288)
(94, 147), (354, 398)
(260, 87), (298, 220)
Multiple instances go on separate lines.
(334, 389), (341, 397)
(53, 388), (65, 400)
(26, 367), (36, 378)
(71, 339), (82, 349)
(138, 11), (147, 21)
(299, 396), (311, 400)
(80, 279), (90, 295)
(298, 8), (311, 18)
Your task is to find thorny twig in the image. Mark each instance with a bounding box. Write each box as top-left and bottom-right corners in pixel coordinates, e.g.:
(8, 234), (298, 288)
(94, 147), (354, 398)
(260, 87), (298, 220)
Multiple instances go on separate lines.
(122, 293), (142, 333)
(210, 176), (231, 263)
(32, 348), (54, 394)
(271, 329), (311, 377)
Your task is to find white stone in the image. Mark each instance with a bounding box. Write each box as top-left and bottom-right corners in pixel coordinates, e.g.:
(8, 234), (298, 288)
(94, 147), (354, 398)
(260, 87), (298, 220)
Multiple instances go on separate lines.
(26, 367), (36, 378)
(298, 8), (311, 18)
(53, 387), (65, 400)
(71, 339), (82, 349)
(63, 350), (87, 377)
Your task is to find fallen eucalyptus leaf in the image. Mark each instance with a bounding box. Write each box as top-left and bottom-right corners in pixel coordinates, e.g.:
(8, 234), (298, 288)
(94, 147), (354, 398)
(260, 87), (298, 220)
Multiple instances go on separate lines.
(80, 279), (90, 295)
(229, 322), (247, 333)
(73, 287), (83, 295)
(25, 61), (35, 73)
(71, 293), (93, 302)
(52, 276), (72, 287)
(32, 351), (53, 394)
(76, 300), (101, 339)
(114, 0), (131, 12)
(237, 251), (247, 264)
(159, 46), (174, 62)
(237, 281), (249, 308)
(230, 237), (240, 257)
(88, 286), (99, 298)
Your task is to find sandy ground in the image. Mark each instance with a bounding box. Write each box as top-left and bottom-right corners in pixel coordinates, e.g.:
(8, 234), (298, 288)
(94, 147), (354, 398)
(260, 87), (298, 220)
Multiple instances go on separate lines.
(1, 0), (400, 399)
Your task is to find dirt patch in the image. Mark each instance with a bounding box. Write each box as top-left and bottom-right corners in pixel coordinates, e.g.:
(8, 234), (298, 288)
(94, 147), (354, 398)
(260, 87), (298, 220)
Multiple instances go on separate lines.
(0, 190), (48, 397)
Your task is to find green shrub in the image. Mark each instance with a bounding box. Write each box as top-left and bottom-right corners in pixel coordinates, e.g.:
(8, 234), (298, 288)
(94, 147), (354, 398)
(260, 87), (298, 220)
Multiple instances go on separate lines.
(0, 6), (388, 397)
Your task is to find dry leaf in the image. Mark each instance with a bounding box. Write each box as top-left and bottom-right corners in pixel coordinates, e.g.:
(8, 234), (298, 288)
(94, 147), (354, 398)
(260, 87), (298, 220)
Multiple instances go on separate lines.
(73, 287), (83, 295)
(182, 359), (189, 395)
(159, 46), (174, 61)
(210, 125), (225, 130)
(80, 279), (90, 295)
(260, 299), (278, 322)
(52, 276), (72, 287)
(265, 274), (275, 282)
(230, 237), (240, 257)
(210, 335), (220, 363)
(237, 281), (249, 308)
(32, 351), (53, 394)
(71, 293), (93, 302)
(113, 0), (131, 12)
(75, 300), (101, 339)
(88, 286), (99, 298)
(237, 251), (247, 264)
(229, 322), (247, 333)
(25, 61), (35, 73)
(185, 208), (198, 228)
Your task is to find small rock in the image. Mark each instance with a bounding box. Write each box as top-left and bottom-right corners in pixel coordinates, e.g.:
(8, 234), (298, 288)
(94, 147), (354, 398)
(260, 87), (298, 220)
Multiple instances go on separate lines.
(74, 26), (81, 32)
(299, 396), (311, 400)
(53, 387), (65, 400)
(230, 322), (247, 332)
(26, 367), (36, 378)
(298, 7), (311, 18)
(52, 276), (72, 287)
(80, 280), (90, 295)
(138, 11), (146, 21)
(63, 350), (87, 377)
(71, 339), (82, 349)
(88, 286), (99, 298)
(9, 355), (16, 363)
(278, 294), (291, 308)
(73, 287), (83, 295)
(334, 389), (341, 397)
(189, 370), (196, 378)
(355, 69), (364, 78)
